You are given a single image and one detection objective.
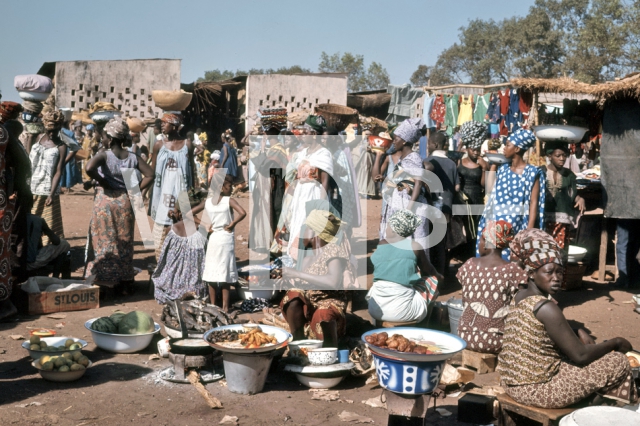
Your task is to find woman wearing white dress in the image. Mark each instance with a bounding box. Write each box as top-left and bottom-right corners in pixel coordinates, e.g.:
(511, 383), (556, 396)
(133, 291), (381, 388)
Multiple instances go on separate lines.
(203, 175), (246, 312)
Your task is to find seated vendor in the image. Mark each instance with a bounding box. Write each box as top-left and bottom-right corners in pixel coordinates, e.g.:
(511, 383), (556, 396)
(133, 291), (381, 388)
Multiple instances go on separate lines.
(27, 210), (71, 278)
(277, 209), (356, 348)
(366, 210), (441, 323)
(498, 228), (637, 409)
(456, 220), (527, 353)
(153, 189), (208, 304)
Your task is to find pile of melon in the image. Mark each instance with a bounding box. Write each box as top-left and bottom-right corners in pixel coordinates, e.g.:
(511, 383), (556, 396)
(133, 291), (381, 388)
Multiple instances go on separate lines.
(91, 310), (155, 335)
(35, 350), (89, 372)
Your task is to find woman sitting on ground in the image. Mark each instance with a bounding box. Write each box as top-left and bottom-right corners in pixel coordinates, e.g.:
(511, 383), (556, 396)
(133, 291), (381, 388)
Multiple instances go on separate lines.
(498, 228), (637, 408)
(366, 210), (442, 324)
(457, 220), (527, 353)
(274, 209), (356, 348)
(153, 189), (208, 304)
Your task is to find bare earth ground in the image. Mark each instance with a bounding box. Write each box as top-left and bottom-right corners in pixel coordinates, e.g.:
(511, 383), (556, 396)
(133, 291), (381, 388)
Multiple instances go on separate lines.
(1, 189), (639, 426)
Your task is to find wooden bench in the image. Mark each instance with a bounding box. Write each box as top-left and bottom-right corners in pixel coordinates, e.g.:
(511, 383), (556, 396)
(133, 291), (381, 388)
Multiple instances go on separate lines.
(461, 349), (498, 374)
(497, 393), (576, 426)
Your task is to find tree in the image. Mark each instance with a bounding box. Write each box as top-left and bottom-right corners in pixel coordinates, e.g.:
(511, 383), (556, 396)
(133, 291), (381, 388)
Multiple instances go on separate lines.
(199, 65), (311, 82)
(411, 0), (636, 85)
(318, 52), (390, 92)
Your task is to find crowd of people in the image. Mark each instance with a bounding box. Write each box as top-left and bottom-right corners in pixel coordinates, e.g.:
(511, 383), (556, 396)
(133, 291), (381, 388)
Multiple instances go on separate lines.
(0, 95), (637, 409)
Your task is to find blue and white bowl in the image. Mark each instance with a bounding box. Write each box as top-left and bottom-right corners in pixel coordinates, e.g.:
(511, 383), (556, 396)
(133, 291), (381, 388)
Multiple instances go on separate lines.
(372, 352), (446, 395)
(22, 111), (39, 123)
(362, 328), (466, 395)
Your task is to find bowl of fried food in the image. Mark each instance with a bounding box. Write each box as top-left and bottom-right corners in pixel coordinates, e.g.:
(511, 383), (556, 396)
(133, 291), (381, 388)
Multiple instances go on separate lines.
(204, 324), (291, 354)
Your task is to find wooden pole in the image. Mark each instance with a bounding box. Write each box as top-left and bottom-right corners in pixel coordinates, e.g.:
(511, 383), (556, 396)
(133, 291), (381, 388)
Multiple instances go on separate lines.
(187, 370), (223, 409)
(534, 92), (542, 165)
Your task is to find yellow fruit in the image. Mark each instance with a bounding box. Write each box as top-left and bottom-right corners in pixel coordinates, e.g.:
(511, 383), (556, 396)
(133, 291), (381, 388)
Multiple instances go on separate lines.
(77, 356), (89, 367)
(62, 352), (72, 359)
(64, 339), (74, 348)
(30, 344), (40, 351)
(41, 361), (54, 371)
(69, 343), (82, 351)
(54, 358), (66, 368)
(58, 365), (70, 372)
(40, 355), (51, 364)
(69, 364), (85, 371)
(29, 336), (41, 344)
(39, 341), (47, 348)
(72, 351), (82, 361)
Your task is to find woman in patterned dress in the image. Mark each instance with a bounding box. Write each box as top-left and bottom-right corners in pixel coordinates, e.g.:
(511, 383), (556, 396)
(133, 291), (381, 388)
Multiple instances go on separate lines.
(497, 229), (637, 408)
(477, 129), (545, 260)
(457, 220), (527, 353)
(275, 209), (356, 348)
(153, 189), (208, 304)
(85, 118), (154, 291)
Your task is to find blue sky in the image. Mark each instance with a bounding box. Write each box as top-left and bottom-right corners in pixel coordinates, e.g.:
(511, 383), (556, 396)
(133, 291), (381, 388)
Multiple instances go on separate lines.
(1, 0), (534, 102)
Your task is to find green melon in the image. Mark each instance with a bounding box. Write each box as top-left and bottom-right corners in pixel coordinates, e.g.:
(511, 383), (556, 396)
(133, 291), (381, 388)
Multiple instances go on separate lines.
(117, 311), (155, 335)
(91, 317), (117, 333)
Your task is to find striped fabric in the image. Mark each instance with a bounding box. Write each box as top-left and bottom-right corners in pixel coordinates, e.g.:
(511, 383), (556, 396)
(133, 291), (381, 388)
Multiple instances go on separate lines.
(497, 295), (562, 386)
(31, 195), (64, 246)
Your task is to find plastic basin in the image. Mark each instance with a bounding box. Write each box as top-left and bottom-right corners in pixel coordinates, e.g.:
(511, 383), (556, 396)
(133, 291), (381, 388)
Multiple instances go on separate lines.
(85, 318), (160, 353)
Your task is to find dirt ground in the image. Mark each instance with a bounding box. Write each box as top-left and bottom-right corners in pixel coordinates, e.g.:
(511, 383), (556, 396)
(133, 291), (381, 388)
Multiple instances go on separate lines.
(1, 189), (639, 426)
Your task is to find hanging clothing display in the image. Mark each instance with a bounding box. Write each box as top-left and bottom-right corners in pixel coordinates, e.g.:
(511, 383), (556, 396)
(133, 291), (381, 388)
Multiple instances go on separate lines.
(430, 94), (446, 127)
(386, 84), (425, 125)
(423, 95), (437, 128)
(457, 95), (474, 126)
(498, 89), (510, 137)
(519, 89), (533, 127)
(506, 88), (522, 133)
(444, 95), (460, 136)
(473, 93), (491, 123)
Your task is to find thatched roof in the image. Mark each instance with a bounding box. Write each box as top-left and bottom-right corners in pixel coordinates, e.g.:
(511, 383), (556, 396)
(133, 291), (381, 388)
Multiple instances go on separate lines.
(511, 73), (640, 100)
(510, 77), (593, 95)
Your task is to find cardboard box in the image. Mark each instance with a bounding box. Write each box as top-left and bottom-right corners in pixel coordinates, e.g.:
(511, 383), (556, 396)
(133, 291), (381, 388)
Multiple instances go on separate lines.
(21, 277), (100, 315)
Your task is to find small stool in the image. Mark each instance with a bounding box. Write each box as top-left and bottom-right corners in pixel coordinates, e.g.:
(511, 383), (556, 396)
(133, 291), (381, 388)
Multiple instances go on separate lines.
(462, 349), (498, 374)
(497, 393), (576, 426)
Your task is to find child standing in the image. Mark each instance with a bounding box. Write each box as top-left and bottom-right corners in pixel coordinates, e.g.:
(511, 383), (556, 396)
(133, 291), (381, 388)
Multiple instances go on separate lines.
(541, 142), (586, 252)
(203, 175), (246, 312)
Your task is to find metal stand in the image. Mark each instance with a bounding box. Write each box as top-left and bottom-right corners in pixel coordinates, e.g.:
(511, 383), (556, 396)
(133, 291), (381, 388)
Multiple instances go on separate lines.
(168, 352), (211, 380)
(383, 389), (432, 426)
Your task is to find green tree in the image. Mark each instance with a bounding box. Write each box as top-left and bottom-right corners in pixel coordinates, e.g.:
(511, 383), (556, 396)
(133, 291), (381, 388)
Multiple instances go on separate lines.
(199, 65), (311, 82)
(412, 0), (635, 85)
(318, 52), (390, 92)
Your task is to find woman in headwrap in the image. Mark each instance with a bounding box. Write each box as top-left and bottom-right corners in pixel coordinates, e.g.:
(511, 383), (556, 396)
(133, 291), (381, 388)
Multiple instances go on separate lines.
(458, 121), (489, 257)
(28, 110), (67, 245)
(456, 220), (527, 354)
(275, 208), (356, 347)
(476, 128), (545, 260)
(377, 118), (430, 257)
(149, 113), (195, 261)
(85, 117), (154, 291)
(498, 229), (637, 408)
(366, 210), (441, 323)
(278, 115), (333, 261)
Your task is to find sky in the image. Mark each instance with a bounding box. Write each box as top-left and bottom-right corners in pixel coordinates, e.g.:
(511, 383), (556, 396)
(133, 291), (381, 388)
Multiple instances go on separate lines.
(0, 0), (535, 102)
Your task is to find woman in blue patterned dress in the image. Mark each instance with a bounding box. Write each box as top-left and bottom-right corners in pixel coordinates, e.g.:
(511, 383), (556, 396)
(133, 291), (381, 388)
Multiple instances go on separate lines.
(476, 129), (545, 260)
